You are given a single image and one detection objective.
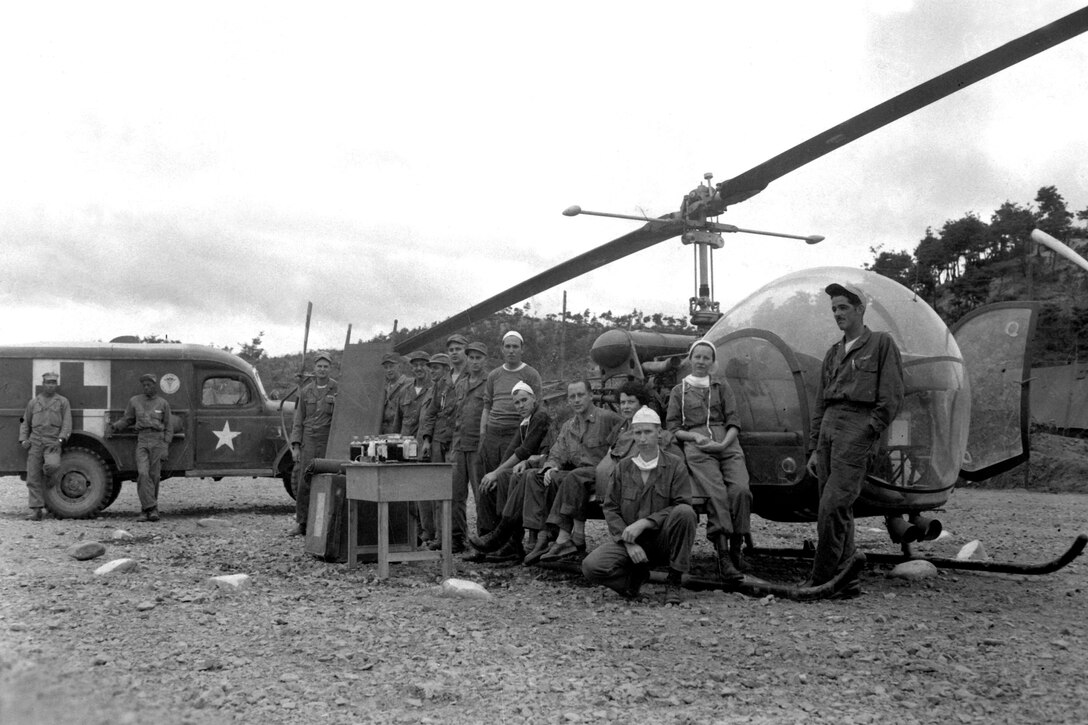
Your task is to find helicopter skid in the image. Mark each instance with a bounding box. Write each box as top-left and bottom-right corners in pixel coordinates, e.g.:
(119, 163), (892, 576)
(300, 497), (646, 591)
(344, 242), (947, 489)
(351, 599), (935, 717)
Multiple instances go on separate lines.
(747, 533), (1087, 576)
(534, 552), (867, 601)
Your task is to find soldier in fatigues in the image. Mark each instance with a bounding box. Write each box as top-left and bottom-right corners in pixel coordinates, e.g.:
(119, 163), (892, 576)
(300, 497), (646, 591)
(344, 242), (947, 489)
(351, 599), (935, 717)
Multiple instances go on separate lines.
(18, 371), (72, 521)
(582, 406), (695, 605)
(451, 342), (489, 552)
(108, 373), (173, 522)
(288, 353), (338, 536)
(398, 350), (434, 544)
(805, 282), (904, 597)
(419, 353), (459, 550)
(379, 353), (410, 434)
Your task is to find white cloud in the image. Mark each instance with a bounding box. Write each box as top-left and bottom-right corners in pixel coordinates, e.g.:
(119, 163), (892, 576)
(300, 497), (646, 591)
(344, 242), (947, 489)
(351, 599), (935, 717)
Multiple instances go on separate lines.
(1, 1), (1086, 355)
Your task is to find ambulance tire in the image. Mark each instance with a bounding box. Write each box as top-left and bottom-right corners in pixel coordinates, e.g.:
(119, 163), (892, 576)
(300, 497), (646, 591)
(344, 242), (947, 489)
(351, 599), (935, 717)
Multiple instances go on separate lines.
(44, 448), (112, 519)
(104, 478), (122, 509)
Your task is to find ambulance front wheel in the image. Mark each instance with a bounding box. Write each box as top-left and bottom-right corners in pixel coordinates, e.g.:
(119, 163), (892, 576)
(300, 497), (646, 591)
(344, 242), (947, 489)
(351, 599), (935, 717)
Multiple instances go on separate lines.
(43, 448), (113, 519)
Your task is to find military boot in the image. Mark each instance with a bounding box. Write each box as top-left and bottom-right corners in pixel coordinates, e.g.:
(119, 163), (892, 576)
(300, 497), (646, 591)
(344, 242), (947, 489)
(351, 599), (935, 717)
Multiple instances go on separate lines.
(730, 534), (751, 572)
(717, 549), (744, 584)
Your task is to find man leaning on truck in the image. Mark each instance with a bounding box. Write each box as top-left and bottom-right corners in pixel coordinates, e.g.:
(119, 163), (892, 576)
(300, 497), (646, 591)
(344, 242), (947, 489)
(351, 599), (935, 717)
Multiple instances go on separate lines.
(107, 373), (173, 522)
(18, 371), (72, 521)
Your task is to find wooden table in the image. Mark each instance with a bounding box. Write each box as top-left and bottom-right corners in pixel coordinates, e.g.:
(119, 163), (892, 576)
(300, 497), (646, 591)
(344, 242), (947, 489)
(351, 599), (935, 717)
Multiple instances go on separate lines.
(344, 462), (453, 578)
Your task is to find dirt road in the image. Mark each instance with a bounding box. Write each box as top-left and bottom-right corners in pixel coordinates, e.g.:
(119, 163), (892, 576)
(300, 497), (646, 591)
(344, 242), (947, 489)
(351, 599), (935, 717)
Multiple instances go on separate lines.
(1, 475), (1085, 724)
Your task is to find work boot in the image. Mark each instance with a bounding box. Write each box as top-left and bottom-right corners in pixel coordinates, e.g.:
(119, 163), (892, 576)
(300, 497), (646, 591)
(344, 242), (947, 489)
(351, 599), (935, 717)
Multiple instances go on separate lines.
(144, 508), (161, 523)
(286, 523), (306, 537)
(730, 534), (751, 572)
(621, 565), (651, 600)
(717, 550), (744, 584)
(483, 539), (524, 564)
(663, 569), (685, 606)
(468, 517), (518, 553)
(26, 508), (44, 522)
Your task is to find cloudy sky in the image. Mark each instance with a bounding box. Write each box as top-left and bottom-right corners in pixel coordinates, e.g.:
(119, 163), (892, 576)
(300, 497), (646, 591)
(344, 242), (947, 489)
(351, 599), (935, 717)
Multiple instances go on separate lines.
(3, 1), (1087, 356)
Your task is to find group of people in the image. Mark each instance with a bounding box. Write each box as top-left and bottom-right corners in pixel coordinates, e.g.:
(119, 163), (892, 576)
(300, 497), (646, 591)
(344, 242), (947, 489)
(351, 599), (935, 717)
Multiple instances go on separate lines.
(19, 372), (175, 522)
(286, 279), (907, 603)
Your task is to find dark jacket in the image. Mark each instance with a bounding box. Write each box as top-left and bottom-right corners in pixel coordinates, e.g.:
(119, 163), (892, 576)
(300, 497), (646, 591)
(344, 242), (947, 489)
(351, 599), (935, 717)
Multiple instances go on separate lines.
(809, 326), (904, 450)
(604, 450), (692, 543)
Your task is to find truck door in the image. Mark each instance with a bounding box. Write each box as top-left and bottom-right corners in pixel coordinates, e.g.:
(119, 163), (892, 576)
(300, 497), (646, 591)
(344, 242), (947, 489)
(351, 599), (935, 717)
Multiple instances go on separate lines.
(193, 370), (273, 473)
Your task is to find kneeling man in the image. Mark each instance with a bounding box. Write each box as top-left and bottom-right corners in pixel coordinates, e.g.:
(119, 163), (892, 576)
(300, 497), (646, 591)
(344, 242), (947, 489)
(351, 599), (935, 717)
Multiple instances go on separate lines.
(581, 406), (696, 605)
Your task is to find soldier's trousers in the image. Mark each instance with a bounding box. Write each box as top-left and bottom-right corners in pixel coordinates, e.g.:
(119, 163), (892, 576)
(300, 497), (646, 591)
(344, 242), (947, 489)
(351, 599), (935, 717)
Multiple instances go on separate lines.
(545, 466), (598, 532)
(810, 404), (877, 586)
(417, 442), (449, 540)
(451, 448), (480, 539)
(478, 426), (517, 481)
(522, 469), (563, 530)
(26, 440), (61, 509)
(476, 469), (516, 531)
(293, 437), (328, 527)
(582, 504), (697, 594)
(136, 434), (169, 512)
(681, 437), (752, 548)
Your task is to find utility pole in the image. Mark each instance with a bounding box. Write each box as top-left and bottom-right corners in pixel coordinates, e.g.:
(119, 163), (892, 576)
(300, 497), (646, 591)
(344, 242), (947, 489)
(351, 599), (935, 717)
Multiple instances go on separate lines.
(560, 291), (567, 379)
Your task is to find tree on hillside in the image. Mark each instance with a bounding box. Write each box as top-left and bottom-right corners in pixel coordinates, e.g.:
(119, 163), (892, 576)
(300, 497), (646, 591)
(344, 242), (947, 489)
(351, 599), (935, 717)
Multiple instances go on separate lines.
(237, 332), (266, 364)
(864, 246), (915, 288)
(1035, 185), (1074, 240)
(990, 201), (1036, 258)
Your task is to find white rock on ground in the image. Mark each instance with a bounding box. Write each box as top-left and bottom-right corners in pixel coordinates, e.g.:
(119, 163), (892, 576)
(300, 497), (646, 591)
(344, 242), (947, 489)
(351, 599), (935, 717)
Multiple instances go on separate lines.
(111, 529), (134, 541)
(437, 578), (493, 601)
(94, 558), (137, 576)
(890, 560), (939, 580)
(208, 574), (251, 589)
(67, 542), (106, 560)
(956, 540), (989, 561)
(196, 518), (233, 529)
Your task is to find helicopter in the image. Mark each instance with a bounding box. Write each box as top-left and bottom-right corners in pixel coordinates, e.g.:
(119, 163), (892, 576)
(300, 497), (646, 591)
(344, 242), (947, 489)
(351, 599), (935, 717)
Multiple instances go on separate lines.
(386, 7), (1088, 593)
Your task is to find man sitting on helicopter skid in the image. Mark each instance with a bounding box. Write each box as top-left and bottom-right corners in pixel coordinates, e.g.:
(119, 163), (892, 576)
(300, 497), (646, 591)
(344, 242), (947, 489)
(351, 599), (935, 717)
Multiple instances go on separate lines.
(666, 339), (752, 584)
(582, 405), (696, 605)
(539, 379), (679, 561)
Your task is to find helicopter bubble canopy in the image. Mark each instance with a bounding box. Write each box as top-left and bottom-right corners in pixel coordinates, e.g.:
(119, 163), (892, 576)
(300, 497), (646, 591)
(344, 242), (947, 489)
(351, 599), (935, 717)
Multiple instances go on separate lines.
(704, 266), (969, 496)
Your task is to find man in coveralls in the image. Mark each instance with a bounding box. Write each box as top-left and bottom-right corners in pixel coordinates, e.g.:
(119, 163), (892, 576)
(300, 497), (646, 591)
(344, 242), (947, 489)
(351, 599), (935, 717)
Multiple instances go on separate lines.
(582, 406), (695, 605)
(806, 282), (903, 597)
(108, 373), (173, 521)
(19, 371), (72, 520)
(288, 352), (337, 536)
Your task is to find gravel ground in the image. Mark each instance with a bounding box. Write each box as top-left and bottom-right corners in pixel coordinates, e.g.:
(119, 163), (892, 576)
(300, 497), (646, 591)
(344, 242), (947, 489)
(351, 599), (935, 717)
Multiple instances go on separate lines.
(1, 472), (1086, 725)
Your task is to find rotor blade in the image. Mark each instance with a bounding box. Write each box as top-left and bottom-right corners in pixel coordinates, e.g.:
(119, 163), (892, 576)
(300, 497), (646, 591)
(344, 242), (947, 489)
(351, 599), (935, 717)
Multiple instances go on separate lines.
(715, 6), (1088, 208)
(395, 217), (685, 352)
(1032, 229), (1088, 273)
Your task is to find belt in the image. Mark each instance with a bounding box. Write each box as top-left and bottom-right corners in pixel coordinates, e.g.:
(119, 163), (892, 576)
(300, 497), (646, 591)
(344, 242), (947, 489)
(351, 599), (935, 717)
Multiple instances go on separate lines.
(825, 400), (874, 412)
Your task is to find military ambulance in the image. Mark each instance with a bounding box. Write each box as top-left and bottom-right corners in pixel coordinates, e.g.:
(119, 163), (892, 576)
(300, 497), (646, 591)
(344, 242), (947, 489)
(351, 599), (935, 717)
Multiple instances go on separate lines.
(0, 343), (296, 518)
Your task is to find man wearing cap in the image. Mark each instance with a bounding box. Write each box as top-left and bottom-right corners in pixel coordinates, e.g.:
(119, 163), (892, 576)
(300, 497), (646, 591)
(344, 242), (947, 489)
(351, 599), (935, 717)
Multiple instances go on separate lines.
(287, 353), (338, 536)
(806, 282), (904, 597)
(450, 342), (490, 551)
(108, 374), (174, 522)
(18, 372), (72, 521)
(479, 331), (543, 486)
(379, 353), (410, 435)
(582, 406), (696, 605)
(446, 334), (469, 387)
(466, 380), (552, 561)
(398, 350), (433, 439)
(417, 353), (453, 547)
